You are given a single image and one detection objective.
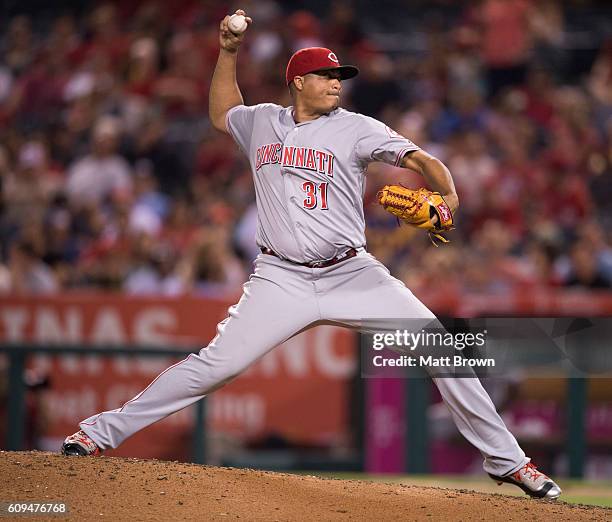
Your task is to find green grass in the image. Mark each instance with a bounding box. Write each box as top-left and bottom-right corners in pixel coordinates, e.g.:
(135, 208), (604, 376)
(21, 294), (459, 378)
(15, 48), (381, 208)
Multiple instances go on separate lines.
(561, 496), (612, 507)
(290, 472), (612, 508)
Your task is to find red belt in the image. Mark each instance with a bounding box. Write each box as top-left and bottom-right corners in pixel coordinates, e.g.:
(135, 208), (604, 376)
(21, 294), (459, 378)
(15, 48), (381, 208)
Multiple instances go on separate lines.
(260, 247), (358, 268)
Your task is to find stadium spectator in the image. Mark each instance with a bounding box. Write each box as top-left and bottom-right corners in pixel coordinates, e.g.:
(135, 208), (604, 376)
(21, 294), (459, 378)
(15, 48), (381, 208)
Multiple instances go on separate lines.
(564, 240), (612, 289)
(66, 116), (132, 206)
(7, 240), (58, 294)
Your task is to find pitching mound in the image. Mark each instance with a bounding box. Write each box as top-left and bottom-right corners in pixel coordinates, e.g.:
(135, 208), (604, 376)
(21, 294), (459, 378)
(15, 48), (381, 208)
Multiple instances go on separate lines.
(1, 452), (609, 521)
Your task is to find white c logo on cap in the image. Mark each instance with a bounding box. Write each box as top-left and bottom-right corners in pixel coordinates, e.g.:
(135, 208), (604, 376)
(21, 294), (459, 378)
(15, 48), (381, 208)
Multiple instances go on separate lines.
(328, 52), (339, 63)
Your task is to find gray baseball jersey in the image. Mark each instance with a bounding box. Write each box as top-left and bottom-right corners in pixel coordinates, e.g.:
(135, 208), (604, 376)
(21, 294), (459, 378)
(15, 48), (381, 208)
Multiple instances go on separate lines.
(226, 104), (419, 263)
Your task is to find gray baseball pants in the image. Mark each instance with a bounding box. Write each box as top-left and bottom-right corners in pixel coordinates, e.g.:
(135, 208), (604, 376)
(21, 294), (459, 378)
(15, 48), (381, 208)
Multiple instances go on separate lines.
(80, 250), (528, 476)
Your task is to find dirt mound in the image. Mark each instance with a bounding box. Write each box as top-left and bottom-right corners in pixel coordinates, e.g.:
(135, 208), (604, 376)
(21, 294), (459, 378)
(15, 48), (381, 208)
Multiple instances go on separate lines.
(0, 451), (609, 521)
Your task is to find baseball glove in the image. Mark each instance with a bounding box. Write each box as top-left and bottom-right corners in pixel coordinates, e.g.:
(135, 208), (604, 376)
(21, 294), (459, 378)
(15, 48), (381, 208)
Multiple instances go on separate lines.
(377, 185), (454, 245)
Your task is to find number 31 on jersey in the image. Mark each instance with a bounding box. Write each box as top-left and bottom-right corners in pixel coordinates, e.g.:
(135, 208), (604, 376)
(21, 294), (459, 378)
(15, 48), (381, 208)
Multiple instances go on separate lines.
(302, 182), (329, 210)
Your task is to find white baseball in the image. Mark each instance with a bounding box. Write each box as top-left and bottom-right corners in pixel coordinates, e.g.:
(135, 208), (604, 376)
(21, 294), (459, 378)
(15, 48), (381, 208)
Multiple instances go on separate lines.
(228, 14), (248, 35)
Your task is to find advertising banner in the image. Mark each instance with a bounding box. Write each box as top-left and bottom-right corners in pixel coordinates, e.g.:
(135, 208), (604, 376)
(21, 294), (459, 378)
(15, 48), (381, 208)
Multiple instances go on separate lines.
(0, 295), (357, 460)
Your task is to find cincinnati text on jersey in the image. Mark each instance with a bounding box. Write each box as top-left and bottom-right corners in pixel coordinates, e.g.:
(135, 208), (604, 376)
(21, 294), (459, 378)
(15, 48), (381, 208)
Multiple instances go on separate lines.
(255, 143), (334, 177)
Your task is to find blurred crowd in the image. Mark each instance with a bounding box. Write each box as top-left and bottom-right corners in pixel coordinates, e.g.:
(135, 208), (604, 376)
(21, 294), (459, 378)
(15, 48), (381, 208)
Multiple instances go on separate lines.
(1, 0), (611, 297)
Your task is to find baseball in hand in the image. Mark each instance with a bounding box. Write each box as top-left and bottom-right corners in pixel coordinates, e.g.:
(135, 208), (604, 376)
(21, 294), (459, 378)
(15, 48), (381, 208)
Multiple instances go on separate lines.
(228, 14), (248, 35)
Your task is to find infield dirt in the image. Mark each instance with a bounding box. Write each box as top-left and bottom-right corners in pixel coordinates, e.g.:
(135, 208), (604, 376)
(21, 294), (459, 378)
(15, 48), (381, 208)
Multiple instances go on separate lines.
(1, 451), (610, 521)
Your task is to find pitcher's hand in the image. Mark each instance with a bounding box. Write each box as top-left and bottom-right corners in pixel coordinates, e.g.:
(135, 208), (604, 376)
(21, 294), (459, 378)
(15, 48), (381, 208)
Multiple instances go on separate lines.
(219, 9), (252, 53)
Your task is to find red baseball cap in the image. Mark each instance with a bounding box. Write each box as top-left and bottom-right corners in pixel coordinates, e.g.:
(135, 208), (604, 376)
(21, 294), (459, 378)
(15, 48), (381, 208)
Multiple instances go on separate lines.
(286, 47), (359, 86)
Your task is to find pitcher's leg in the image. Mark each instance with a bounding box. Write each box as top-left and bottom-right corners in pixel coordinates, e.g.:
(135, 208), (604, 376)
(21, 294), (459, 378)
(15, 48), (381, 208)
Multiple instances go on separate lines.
(80, 258), (319, 450)
(319, 252), (527, 475)
(431, 376), (527, 475)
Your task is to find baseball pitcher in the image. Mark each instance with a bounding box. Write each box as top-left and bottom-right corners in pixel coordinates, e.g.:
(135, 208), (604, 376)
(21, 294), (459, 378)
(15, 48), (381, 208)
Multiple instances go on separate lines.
(61, 9), (561, 500)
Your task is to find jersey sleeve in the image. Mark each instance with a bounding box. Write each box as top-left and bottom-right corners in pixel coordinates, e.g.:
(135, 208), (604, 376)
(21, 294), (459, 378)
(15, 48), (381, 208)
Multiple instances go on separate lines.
(354, 116), (420, 167)
(225, 104), (258, 154)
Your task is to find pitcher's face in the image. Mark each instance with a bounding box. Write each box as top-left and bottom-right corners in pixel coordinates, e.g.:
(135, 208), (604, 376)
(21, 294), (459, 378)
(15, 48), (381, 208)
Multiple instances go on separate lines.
(295, 70), (342, 114)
